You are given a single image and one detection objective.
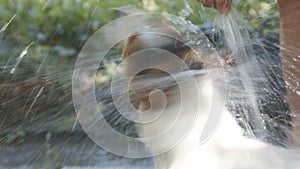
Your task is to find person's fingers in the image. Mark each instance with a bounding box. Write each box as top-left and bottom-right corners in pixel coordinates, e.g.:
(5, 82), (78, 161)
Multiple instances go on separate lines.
(198, 0), (231, 15)
(198, 0), (216, 8)
(216, 0), (231, 15)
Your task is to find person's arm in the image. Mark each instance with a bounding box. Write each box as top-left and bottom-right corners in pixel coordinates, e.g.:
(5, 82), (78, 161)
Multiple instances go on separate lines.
(277, 0), (300, 147)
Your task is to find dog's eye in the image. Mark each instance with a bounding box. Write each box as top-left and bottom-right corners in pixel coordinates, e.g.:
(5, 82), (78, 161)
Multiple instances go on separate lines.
(190, 63), (204, 70)
(183, 51), (204, 70)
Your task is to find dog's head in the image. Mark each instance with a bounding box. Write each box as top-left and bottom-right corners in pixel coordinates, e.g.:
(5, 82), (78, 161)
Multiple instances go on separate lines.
(121, 25), (207, 109)
(122, 25), (205, 74)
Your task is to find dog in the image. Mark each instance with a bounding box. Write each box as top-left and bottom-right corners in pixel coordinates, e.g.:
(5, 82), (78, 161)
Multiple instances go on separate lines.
(120, 24), (300, 169)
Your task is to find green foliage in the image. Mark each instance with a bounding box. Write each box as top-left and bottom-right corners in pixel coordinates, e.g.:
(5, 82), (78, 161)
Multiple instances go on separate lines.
(234, 0), (279, 33)
(0, 0), (279, 43)
(4, 131), (25, 144)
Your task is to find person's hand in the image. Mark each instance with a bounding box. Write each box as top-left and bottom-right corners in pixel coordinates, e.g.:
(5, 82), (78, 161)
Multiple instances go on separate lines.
(197, 0), (231, 15)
